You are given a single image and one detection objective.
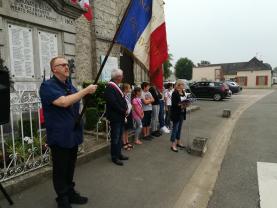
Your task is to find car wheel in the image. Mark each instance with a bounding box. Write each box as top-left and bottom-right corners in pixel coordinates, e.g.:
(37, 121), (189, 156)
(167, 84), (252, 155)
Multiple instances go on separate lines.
(213, 93), (222, 101)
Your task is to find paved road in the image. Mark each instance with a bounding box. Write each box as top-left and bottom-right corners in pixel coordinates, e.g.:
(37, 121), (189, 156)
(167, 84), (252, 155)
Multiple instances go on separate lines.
(0, 89), (274, 208)
(207, 89), (277, 208)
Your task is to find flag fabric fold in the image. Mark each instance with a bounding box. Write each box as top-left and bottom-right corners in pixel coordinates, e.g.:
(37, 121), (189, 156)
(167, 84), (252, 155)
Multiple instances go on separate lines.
(116, 0), (168, 91)
(71, 0), (92, 21)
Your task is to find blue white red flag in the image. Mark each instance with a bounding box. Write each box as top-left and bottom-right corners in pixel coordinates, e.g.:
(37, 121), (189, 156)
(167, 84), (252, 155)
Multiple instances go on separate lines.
(71, 0), (92, 21)
(116, 0), (168, 91)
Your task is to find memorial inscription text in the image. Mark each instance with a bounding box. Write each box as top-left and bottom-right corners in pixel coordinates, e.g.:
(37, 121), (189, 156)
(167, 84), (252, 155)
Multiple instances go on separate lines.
(10, 0), (58, 22)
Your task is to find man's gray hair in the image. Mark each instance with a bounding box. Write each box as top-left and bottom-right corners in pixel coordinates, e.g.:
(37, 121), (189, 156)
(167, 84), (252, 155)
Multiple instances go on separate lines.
(111, 69), (123, 79)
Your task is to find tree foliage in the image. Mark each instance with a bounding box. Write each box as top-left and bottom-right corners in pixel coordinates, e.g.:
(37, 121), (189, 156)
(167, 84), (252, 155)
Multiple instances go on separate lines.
(163, 46), (173, 79)
(273, 67), (277, 72)
(163, 53), (173, 79)
(174, 58), (195, 80)
(197, 60), (210, 67)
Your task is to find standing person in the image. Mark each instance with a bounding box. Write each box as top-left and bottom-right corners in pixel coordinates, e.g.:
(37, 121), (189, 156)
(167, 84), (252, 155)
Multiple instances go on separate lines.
(140, 82), (155, 141)
(122, 83), (134, 150)
(149, 84), (162, 137)
(40, 57), (97, 208)
(169, 80), (190, 152)
(165, 83), (173, 129)
(159, 76), (170, 134)
(105, 69), (129, 166)
(131, 87), (144, 145)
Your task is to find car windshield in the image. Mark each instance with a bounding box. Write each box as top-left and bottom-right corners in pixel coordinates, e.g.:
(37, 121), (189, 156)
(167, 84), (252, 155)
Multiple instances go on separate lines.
(184, 84), (190, 89)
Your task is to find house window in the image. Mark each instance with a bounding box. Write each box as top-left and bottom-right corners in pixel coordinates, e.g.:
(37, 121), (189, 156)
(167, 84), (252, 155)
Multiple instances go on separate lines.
(215, 69), (220, 80)
(259, 76), (265, 85)
(256, 76), (268, 85)
(238, 77), (244, 85)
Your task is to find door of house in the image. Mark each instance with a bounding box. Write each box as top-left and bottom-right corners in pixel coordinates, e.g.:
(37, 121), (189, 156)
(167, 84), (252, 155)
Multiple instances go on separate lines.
(120, 52), (134, 86)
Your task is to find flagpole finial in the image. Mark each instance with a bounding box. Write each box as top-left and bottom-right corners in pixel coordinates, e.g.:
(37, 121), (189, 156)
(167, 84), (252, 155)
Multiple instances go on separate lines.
(44, 69), (46, 75)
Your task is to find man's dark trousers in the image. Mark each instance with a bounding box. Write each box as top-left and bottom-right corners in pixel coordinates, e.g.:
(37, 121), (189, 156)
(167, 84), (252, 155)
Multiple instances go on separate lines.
(51, 145), (78, 198)
(110, 121), (124, 159)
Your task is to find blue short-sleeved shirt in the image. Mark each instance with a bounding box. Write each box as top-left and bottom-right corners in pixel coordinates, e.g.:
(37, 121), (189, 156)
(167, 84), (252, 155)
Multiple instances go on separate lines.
(39, 75), (83, 148)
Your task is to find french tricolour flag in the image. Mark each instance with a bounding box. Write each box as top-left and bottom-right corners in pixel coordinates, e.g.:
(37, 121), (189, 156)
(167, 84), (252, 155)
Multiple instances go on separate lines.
(71, 0), (92, 21)
(116, 0), (168, 91)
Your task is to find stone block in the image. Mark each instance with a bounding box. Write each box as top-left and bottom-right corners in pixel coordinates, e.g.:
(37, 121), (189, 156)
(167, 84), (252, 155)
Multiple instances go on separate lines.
(64, 43), (76, 55)
(190, 137), (208, 157)
(110, 1), (116, 10)
(0, 16), (2, 30)
(222, 109), (231, 118)
(64, 32), (76, 45)
(0, 31), (3, 46)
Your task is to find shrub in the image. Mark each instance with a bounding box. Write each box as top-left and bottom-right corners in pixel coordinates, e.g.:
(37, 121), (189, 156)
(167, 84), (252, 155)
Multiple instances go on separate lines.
(95, 118), (107, 132)
(4, 135), (47, 163)
(85, 107), (98, 130)
(83, 81), (108, 111)
(18, 118), (38, 138)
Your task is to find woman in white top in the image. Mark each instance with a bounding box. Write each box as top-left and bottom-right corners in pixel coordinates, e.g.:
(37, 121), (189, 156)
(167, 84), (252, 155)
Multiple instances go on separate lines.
(164, 83), (173, 128)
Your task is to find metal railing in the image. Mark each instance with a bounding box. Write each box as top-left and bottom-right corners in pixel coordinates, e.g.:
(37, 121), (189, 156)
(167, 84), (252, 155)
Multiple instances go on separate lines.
(0, 90), (50, 182)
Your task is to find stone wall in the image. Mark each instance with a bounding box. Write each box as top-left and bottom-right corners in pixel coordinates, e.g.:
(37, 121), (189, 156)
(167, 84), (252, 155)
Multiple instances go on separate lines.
(92, 0), (128, 77)
(134, 63), (150, 86)
(75, 15), (94, 84)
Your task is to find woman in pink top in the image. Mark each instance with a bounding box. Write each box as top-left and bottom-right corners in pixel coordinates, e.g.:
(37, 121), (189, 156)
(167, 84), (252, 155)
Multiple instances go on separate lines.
(131, 87), (144, 145)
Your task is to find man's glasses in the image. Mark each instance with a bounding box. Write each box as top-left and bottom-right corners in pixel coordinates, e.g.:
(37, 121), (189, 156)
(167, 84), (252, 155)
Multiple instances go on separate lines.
(54, 63), (69, 68)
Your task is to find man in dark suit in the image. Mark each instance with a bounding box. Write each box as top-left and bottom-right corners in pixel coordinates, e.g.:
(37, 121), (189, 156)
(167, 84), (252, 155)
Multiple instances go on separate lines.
(105, 69), (129, 166)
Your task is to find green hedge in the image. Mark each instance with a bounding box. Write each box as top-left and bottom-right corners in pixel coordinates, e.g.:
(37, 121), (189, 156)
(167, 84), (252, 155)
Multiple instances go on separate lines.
(18, 118), (38, 138)
(85, 107), (99, 130)
(83, 81), (108, 111)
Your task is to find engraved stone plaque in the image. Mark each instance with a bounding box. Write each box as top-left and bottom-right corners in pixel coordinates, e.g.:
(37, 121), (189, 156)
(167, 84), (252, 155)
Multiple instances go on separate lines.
(14, 82), (36, 91)
(10, 0), (58, 23)
(38, 31), (58, 77)
(8, 24), (35, 78)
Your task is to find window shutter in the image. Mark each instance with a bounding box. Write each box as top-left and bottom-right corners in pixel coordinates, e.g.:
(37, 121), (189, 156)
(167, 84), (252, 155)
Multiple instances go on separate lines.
(244, 77), (247, 86)
(265, 76), (268, 85)
(256, 76), (259, 85)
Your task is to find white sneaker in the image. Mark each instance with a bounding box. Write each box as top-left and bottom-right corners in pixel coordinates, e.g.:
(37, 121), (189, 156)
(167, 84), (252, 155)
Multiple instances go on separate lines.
(161, 126), (170, 133)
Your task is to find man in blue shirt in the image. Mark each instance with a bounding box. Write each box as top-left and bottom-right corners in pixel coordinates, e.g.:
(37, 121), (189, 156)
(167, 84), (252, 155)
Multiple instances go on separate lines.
(105, 69), (129, 166)
(40, 57), (97, 208)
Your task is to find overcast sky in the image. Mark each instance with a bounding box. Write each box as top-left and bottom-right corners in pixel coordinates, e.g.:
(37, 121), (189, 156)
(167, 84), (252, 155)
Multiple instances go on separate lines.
(164, 0), (277, 70)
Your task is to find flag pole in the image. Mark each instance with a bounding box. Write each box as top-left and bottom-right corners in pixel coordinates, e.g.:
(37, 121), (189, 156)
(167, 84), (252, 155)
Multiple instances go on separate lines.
(76, 0), (134, 126)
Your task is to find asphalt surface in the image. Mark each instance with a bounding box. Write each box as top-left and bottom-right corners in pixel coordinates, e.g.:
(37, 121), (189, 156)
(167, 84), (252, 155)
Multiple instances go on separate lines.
(0, 89), (274, 208)
(207, 89), (277, 208)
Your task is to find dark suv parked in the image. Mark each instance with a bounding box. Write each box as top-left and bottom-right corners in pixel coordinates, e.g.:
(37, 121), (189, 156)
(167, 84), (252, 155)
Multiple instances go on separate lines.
(188, 81), (229, 101)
